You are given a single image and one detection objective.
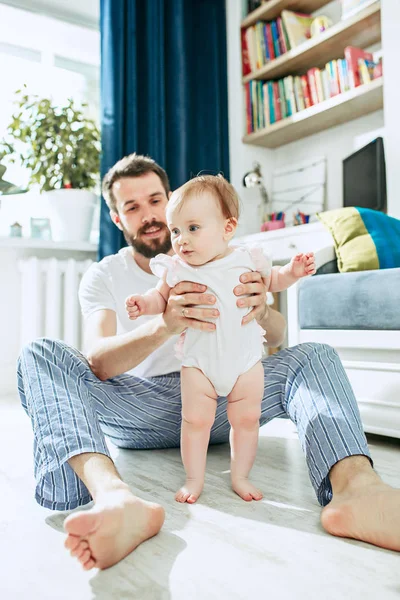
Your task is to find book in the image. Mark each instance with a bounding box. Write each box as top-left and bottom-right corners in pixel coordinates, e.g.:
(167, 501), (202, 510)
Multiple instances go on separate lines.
(263, 82), (270, 126)
(273, 81), (282, 121)
(268, 82), (275, 124)
(241, 29), (251, 76)
(278, 79), (287, 119)
(301, 75), (312, 108)
(276, 18), (287, 54)
(314, 69), (324, 103)
(345, 46), (373, 87)
(294, 76), (305, 111)
(307, 69), (319, 105)
(271, 20), (281, 58)
(284, 76), (297, 115)
(266, 22), (275, 60)
(322, 69), (330, 101)
(281, 10), (313, 49)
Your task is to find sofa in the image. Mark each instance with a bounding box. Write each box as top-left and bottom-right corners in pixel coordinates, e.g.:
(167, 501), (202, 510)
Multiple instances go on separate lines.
(287, 267), (400, 439)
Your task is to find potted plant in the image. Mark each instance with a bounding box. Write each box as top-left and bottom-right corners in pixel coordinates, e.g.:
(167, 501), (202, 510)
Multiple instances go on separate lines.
(0, 88), (101, 242)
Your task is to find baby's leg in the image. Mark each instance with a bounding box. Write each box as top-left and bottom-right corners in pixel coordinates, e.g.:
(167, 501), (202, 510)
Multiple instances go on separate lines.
(227, 361), (264, 501)
(176, 366), (217, 504)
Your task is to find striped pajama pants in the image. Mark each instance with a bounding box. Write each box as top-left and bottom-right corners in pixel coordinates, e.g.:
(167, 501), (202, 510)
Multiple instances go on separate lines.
(17, 338), (370, 511)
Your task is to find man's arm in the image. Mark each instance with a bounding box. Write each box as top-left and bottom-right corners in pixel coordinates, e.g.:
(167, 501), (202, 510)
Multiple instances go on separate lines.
(257, 304), (287, 347)
(84, 309), (172, 380)
(85, 282), (219, 381)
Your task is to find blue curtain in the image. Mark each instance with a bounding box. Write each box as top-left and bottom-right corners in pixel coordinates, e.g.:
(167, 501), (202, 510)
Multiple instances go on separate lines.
(99, 0), (230, 259)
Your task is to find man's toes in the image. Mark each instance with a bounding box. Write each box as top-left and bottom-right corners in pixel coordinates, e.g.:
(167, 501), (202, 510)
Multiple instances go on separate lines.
(78, 549), (93, 566)
(71, 541), (89, 558)
(82, 558), (97, 571)
(64, 533), (81, 552)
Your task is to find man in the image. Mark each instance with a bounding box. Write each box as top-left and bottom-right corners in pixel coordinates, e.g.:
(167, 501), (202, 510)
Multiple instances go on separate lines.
(18, 154), (400, 571)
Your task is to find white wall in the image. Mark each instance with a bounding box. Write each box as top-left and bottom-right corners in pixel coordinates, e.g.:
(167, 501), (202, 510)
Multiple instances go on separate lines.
(226, 0), (393, 218)
(273, 111), (384, 211)
(0, 0), (99, 29)
(381, 0), (400, 218)
(226, 0), (274, 237)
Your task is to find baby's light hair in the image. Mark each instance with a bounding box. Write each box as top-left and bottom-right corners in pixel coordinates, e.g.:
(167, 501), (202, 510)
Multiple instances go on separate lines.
(168, 174), (240, 220)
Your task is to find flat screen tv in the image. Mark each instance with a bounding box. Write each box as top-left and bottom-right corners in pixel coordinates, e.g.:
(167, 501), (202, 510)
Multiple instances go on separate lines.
(343, 137), (387, 212)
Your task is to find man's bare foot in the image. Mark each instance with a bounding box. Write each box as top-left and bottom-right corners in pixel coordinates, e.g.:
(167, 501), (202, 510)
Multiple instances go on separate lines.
(232, 477), (263, 502)
(175, 479), (204, 504)
(64, 486), (165, 570)
(321, 480), (400, 552)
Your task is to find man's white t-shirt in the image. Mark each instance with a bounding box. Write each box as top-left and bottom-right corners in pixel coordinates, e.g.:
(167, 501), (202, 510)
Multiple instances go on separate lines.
(79, 246), (181, 378)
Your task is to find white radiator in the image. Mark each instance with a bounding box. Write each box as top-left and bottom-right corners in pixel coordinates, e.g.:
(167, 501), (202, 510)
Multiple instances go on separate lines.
(18, 257), (93, 350)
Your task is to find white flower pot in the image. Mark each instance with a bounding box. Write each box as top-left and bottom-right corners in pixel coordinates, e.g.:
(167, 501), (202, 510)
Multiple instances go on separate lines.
(45, 189), (97, 242)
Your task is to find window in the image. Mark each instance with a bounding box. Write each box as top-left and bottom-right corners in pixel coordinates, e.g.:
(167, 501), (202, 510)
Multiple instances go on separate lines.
(0, 3), (100, 188)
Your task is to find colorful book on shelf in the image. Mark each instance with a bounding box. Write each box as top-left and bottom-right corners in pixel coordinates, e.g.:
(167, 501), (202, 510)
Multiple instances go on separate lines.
(358, 58), (376, 84)
(266, 22), (275, 60)
(277, 17), (291, 53)
(268, 82), (275, 125)
(263, 24), (270, 61)
(301, 75), (312, 108)
(345, 46), (373, 88)
(241, 29), (251, 76)
(273, 81), (282, 122)
(307, 69), (319, 106)
(271, 21), (281, 58)
(281, 10), (313, 49)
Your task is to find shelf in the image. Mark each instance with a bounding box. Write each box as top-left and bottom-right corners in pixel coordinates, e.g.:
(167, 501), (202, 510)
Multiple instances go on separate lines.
(241, 0), (331, 29)
(0, 237), (98, 252)
(242, 77), (383, 148)
(243, 2), (381, 83)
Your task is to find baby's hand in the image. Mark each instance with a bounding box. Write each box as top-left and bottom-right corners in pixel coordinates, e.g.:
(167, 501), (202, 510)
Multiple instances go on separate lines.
(289, 252), (316, 279)
(125, 294), (147, 320)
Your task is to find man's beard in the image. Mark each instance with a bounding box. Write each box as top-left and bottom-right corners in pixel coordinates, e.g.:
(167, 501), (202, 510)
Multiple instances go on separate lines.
(121, 221), (172, 259)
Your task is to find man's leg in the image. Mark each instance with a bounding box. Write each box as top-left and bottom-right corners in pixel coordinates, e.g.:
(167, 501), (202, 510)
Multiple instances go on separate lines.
(259, 342), (400, 552)
(17, 338), (182, 568)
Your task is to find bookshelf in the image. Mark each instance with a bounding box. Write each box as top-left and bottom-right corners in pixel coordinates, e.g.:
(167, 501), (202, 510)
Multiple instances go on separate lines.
(243, 77), (383, 148)
(241, 0), (383, 149)
(243, 2), (381, 83)
(241, 0), (331, 28)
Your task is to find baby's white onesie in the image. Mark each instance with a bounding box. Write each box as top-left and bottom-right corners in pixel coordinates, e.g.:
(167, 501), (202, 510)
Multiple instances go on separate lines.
(150, 246), (271, 397)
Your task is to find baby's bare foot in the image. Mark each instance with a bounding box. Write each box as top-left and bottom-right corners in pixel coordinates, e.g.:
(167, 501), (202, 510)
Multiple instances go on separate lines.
(232, 477), (263, 502)
(64, 486), (165, 570)
(175, 479), (204, 504)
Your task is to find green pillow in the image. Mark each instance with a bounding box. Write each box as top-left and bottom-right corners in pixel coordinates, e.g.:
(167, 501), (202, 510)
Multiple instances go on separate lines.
(317, 207), (400, 273)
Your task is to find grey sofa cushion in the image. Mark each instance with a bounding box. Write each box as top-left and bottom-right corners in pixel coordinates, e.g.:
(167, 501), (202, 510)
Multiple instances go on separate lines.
(299, 268), (400, 330)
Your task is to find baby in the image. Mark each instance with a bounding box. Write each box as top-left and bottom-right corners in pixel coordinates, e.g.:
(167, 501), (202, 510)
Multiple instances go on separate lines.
(125, 175), (315, 504)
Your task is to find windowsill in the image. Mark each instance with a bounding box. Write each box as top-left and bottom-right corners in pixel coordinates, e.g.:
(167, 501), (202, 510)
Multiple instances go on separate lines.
(0, 237), (98, 252)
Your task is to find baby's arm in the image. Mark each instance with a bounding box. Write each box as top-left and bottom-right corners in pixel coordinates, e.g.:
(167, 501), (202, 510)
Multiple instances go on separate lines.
(268, 252), (316, 293)
(125, 276), (171, 320)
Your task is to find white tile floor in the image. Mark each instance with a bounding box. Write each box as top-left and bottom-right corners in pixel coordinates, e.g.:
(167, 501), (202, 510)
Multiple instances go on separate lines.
(2, 394), (400, 600)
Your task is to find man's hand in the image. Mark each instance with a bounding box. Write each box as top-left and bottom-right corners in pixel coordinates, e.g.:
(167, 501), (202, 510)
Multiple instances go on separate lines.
(162, 281), (219, 335)
(233, 271), (268, 326)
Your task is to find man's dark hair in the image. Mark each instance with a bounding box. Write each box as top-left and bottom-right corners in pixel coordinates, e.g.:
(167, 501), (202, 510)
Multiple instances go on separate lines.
(102, 153), (171, 213)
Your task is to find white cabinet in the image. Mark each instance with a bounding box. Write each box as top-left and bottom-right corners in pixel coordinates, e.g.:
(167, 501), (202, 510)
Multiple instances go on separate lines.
(236, 221), (335, 266)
